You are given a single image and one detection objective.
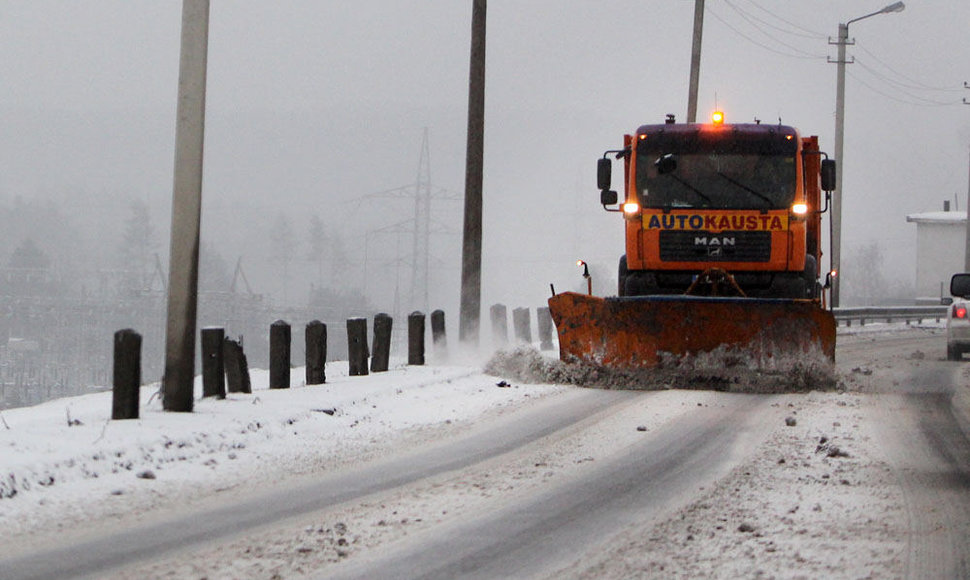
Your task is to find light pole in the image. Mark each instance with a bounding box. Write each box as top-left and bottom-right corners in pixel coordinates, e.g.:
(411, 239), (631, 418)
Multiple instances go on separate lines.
(829, 1), (904, 307)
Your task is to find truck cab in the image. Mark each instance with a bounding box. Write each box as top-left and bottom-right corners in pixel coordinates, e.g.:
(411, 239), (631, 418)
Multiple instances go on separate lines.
(598, 113), (834, 300)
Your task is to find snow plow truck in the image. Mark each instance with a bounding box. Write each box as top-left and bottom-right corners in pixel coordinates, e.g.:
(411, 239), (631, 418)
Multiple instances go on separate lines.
(549, 112), (837, 370)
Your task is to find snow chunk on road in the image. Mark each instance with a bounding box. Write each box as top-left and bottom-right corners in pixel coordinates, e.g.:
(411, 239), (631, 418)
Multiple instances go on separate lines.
(557, 392), (907, 579)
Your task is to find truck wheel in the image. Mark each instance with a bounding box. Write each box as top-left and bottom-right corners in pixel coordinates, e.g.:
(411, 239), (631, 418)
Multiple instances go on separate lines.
(803, 255), (818, 299)
(948, 344), (961, 361)
(768, 273), (806, 300)
(618, 255), (628, 297)
(625, 272), (663, 296)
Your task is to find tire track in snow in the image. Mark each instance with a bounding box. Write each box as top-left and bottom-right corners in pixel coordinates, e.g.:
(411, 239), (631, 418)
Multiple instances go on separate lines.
(843, 329), (970, 579)
(325, 393), (781, 580)
(0, 388), (633, 580)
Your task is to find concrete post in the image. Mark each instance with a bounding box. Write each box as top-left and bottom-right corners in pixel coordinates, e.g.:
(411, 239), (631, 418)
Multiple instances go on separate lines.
(201, 326), (225, 398)
(223, 337), (251, 394)
(112, 329), (141, 420)
(347, 318), (369, 376)
(162, 0), (210, 412)
(305, 320), (327, 385)
(408, 311), (425, 365)
(490, 303), (508, 347)
(431, 309), (447, 355)
(512, 307), (532, 344)
(269, 320), (290, 389)
(371, 313), (392, 373)
(537, 307), (553, 351)
(459, 0), (486, 346)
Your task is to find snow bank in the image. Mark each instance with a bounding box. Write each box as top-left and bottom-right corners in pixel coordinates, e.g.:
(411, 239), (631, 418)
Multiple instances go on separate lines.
(0, 359), (567, 532)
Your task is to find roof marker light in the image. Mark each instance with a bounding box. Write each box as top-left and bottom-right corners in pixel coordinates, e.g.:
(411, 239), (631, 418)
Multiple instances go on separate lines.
(711, 111), (724, 125)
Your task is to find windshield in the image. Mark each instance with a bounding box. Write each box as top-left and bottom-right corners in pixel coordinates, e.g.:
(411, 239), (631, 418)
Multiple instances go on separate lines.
(636, 151), (796, 210)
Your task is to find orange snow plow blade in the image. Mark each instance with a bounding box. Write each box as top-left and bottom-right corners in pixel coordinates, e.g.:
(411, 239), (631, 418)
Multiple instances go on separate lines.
(548, 292), (836, 369)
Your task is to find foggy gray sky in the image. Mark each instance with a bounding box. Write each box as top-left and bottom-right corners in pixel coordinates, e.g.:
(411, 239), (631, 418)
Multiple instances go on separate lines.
(2, 1), (968, 314)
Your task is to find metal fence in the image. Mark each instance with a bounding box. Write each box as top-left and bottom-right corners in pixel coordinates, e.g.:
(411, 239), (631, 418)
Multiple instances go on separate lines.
(832, 306), (947, 327)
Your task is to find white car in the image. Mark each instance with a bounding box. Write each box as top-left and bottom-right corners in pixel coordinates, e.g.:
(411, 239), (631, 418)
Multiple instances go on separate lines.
(947, 273), (970, 360)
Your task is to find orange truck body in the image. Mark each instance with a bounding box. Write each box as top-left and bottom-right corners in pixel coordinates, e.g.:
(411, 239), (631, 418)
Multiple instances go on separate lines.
(618, 121), (825, 299)
(548, 117), (836, 370)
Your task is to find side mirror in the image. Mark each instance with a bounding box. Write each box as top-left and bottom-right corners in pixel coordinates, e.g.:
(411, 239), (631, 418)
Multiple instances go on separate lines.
(600, 189), (618, 206)
(655, 154), (677, 175)
(942, 296), (954, 306)
(823, 270), (837, 289)
(951, 273), (970, 298)
(597, 157), (612, 191)
(821, 159), (836, 192)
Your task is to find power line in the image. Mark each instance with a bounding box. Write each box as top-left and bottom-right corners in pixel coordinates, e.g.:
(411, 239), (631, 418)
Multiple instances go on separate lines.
(720, 1), (826, 58)
(847, 69), (962, 107)
(708, 2), (963, 109)
(744, 1), (827, 39)
(730, 0), (827, 40)
(854, 58), (962, 104)
(706, 7), (826, 61)
(353, 129), (460, 315)
(855, 44), (964, 92)
(718, 2), (960, 103)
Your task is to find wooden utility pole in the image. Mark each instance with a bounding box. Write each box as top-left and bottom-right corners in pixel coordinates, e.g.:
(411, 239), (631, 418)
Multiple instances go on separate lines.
(686, 0), (705, 123)
(163, 0), (209, 412)
(459, 0), (486, 345)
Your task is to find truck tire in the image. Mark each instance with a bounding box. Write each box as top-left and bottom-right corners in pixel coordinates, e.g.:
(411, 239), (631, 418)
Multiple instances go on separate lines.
(618, 255), (628, 297)
(767, 272), (806, 300)
(624, 272), (658, 296)
(948, 343), (961, 361)
(803, 255), (818, 299)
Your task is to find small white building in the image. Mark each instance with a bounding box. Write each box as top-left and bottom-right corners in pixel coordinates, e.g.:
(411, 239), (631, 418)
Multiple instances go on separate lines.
(905, 208), (966, 301)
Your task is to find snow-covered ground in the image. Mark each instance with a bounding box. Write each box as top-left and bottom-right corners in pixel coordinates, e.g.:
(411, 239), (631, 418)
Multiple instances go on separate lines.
(0, 359), (568, 540)
(1, 322), (967, 579)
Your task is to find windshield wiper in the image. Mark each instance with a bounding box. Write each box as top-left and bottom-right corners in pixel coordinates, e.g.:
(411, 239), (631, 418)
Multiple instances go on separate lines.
(716, 172), (774, 208)
(665, 174), (712, 205)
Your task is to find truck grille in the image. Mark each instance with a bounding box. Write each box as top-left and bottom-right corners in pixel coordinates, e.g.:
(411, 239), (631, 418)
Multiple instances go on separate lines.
(659, 231), (772, 262)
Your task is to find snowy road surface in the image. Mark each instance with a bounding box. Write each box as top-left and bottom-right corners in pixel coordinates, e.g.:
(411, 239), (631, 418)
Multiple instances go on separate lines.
(326, 392), (779, 580)
(1, 324), (969, 579)
(2, 388), (633, 579)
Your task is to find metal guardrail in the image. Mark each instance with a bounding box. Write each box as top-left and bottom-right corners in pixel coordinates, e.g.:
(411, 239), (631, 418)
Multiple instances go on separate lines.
(832, 305), (947, 326)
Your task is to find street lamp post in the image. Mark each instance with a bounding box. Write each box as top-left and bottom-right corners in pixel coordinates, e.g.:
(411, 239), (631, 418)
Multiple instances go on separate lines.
(829, 1), (904, 307)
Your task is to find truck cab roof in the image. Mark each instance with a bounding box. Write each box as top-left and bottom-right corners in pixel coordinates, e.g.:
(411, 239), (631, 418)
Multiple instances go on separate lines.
(633, 122), (800, 155)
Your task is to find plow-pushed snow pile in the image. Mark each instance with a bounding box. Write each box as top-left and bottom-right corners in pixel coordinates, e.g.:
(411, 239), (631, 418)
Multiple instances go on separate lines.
(485, 344), (837, 393)
(491, 291), (839, 393)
